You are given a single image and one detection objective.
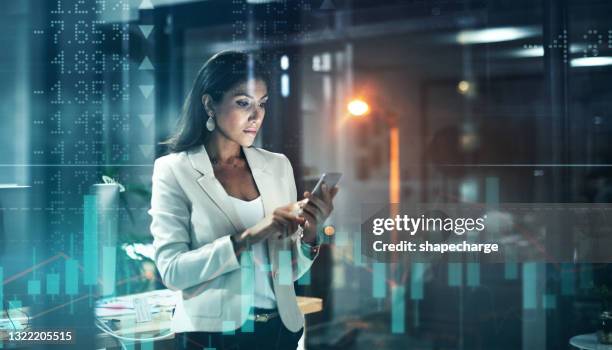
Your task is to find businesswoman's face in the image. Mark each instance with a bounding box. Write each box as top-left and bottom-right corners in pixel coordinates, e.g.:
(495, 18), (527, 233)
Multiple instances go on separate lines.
(203, 79), (268, 147)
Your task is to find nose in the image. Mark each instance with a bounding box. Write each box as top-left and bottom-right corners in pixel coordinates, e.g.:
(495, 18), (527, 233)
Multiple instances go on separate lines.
(249, 106), (265, 122)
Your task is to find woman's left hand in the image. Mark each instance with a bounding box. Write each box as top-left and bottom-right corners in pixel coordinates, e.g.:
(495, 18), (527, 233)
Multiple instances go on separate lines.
(298, 183), (339, 242)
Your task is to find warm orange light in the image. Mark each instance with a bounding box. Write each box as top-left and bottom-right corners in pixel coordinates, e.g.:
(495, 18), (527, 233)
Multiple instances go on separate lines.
(389, 127), (400, 204)
(457, 80), (471, 94)
(347, 99), (369, 116)
(324, 225), (336, 236)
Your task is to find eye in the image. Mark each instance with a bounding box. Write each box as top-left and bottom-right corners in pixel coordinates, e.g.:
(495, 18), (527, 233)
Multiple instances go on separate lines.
(236, 100), (249, 108)
(259, 101), (267, 108)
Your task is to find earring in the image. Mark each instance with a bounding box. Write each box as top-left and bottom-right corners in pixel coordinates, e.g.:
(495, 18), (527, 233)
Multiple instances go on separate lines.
(205, 114), (215, 131)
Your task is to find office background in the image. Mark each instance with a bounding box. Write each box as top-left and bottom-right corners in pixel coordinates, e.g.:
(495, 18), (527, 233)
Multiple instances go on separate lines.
(1, 0), (612, 349)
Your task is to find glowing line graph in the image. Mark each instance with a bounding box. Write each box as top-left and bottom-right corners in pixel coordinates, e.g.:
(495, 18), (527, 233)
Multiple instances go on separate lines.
(2, 251), (161, 320)
(2, 253), (65, 285)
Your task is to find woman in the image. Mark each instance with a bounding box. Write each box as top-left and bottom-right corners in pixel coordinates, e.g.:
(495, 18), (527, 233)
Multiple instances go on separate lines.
(148, 50), (339, 349)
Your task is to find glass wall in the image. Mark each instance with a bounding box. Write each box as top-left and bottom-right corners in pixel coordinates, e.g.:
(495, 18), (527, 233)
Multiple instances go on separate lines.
(1, 1), (611, 349)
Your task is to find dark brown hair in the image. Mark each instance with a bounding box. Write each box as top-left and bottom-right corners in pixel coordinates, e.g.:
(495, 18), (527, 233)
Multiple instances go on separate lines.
(159, 50), (270, 153)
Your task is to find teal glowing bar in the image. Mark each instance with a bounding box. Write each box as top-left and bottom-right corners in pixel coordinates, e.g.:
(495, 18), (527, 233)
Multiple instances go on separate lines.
(240, 251), (254, 333)
(141, 342), (153, 350)
(504, 262), (518, 280)
(561, 263), (575, 296)
(102, 246), (116, 296)
(467, 263), (480, 287)
(485, 177), (499, 207)
(504, 248), (518, 280)
(580, 264), (593, 289)
(391, 286), (405, 334)
(28, 280), (41, 295)
(543, 294), (556, 310)
(46, 273), (60, 295)
(353, 234), (363, 266)
(448, 263), (462, 287)
(0, 267), (3, 306)
(65, 259), (79, 295)
(83, 194), (98, 286)
(121, 317), (135, 350)
(372, 263), (386, 298)
(278, 250), (292, 285)
(8, 299), (22, 327)
(523, 263), (537, 309)
(240, 251), (253, 289)
(410, 263), (424, 300)
(241, 296), (254, 333)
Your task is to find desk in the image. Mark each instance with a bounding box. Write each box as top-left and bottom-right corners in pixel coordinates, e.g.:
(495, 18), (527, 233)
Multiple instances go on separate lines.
(95, 289), (322, 349)
(570, 333), (612, 350)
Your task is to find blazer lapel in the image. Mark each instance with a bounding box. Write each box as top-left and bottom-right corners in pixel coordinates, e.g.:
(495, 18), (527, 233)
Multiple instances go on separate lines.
(243, 147), (284, 272)
(242, 146), (277, 218)
(187, 144), (277, 237)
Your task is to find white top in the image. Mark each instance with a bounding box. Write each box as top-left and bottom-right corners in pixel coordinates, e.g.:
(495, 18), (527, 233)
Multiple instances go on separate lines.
(228, 195), (277, 309)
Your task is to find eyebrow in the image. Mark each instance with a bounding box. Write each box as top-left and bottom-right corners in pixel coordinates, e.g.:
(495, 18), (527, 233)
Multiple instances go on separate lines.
(232, 92), (268, 100)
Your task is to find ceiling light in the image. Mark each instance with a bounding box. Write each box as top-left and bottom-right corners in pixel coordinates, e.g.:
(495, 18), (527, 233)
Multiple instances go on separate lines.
(571, 57), (612, 67)
(456, 26), (540, 44)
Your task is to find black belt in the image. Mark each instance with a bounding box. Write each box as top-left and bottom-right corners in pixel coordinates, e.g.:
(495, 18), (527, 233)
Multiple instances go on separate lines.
(248, 307), (279, 322)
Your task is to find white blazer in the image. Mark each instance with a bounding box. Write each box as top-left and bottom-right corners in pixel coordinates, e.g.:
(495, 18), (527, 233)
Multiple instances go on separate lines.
(147, 144), (319, 333)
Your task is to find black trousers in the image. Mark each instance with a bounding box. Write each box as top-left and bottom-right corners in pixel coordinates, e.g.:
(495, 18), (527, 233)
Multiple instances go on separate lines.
(174, 313), (303, 350)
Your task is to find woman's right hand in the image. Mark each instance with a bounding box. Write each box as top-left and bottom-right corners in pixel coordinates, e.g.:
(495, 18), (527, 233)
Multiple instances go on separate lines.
(231, 202), (305, 253)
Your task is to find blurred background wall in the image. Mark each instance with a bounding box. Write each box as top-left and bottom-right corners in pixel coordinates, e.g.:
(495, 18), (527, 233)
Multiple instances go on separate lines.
(2, 1), (612, 349)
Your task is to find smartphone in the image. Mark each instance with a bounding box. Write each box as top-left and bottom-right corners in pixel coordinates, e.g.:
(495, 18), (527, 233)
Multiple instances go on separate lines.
(297, 172), (342, 226)
(310, 172), (342, 199)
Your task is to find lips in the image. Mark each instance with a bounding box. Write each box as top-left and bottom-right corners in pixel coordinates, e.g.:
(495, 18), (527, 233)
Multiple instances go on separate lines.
(243, 127), (258, 134)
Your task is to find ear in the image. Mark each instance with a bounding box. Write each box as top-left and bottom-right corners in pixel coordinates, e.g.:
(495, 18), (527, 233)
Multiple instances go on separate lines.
(201, 94), (215, 117)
